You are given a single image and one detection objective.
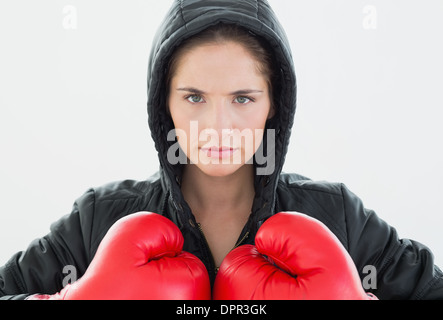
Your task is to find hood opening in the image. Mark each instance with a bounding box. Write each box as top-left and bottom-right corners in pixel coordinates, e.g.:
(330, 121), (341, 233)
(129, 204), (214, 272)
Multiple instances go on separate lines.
(147, 0), (297, 225)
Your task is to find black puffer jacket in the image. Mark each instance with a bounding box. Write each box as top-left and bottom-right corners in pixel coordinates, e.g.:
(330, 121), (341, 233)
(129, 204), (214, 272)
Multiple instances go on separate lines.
(1, 0), (442, 300)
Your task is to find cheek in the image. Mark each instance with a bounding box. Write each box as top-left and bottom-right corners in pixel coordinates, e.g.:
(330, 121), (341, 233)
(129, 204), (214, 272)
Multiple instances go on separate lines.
(237, 102), (270, 133)
(169, 102), (188, 149)
(252, 106), (271, 151)
(169, 114), (201, 163)
(236, 106), (270, 160)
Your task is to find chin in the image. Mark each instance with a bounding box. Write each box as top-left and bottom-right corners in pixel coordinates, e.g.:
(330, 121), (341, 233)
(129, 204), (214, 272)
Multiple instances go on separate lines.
(195, 163), (246, 178)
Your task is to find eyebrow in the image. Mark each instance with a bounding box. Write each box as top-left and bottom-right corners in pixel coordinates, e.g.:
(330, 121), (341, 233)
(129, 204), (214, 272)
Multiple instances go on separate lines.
(176, 87), (263, 95)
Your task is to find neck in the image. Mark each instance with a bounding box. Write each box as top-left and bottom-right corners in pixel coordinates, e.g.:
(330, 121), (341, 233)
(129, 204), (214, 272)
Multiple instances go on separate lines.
(181, 165), (255, 222)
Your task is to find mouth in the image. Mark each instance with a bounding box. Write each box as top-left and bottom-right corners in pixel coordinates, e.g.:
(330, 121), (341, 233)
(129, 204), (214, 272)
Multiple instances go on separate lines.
(200, 146), (239, 159)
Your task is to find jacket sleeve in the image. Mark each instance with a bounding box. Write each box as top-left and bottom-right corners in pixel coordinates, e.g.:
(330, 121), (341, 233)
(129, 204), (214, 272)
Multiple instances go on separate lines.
(0, 189), (96, 300)
(341, 184), (443, 300)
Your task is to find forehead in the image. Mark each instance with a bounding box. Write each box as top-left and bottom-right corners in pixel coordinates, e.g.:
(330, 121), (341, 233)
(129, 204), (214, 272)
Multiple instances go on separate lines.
(171, 42), (266, 88)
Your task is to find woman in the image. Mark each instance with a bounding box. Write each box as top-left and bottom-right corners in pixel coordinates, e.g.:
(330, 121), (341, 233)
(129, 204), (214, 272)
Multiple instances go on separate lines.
(1, 0), (442, 300)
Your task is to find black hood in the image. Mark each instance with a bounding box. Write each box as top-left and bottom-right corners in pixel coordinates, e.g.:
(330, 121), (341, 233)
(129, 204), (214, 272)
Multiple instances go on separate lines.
(147, 0), (297, 228)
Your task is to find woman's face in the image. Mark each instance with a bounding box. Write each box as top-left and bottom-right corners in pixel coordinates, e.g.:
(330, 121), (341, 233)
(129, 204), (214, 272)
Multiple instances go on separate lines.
(168, 41), (273, 177)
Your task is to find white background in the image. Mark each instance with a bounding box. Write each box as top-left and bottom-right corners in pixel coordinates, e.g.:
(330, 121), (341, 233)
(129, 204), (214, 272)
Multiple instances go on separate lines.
(0, 0), (442, 268)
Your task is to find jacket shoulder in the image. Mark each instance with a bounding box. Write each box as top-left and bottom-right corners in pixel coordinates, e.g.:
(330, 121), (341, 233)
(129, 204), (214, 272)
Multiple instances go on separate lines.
(73, 172), (165, 224)
(278, 172), (343, 195)
(276, 173), (349, 246)
(70, 172), (166, 257)
(91, 171), (163, 203)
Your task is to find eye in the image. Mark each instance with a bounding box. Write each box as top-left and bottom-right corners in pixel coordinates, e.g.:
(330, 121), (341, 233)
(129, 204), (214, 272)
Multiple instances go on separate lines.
(234, 96), (253, 104)
(186, 94), (205, 104)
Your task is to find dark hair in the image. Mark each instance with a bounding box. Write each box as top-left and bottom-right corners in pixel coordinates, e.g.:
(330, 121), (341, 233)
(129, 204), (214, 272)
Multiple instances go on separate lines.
(166, 23), (277, 112)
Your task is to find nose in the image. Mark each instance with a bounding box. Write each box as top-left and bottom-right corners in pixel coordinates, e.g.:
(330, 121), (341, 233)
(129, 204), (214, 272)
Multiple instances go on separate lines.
(200, 99), (234, 146)
(208, 99), (233, 135)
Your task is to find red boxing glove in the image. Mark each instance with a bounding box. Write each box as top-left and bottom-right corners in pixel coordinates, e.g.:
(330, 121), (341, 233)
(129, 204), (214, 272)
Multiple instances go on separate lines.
(213, 212), (377, 300)
(30, 212), (210, 300)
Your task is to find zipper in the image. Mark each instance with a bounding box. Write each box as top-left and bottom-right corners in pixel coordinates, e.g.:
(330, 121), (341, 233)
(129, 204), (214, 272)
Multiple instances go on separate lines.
(234, 231), (250, 249)
(196, 222), (217, 276)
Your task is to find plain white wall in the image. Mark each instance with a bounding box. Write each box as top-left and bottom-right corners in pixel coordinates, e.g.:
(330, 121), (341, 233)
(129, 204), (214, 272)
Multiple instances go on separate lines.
(0, 0), (442, 269)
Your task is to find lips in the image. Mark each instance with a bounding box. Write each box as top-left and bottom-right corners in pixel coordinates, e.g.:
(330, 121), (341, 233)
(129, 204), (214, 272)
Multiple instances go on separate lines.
(200, 146), (238, 159)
